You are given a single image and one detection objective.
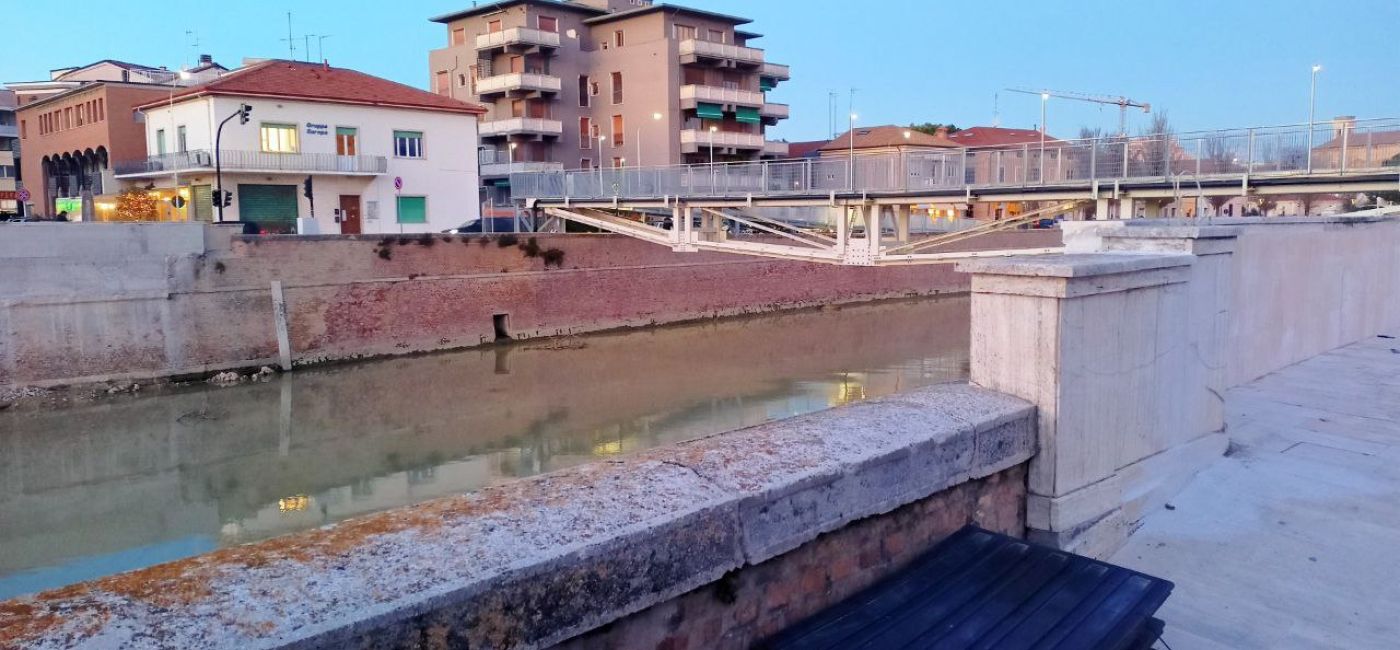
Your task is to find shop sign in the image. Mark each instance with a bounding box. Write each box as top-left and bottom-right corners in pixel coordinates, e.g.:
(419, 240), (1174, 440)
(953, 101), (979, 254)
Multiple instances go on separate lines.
(305, 123), (329, 136)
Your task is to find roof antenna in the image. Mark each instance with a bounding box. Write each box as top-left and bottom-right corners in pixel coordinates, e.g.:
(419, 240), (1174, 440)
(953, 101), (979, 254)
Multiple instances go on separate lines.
(993, 92), (1000, 127)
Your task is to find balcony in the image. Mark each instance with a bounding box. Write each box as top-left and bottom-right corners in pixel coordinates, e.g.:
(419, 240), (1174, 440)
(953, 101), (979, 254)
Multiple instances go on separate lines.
(478, 118), (563, 139)
(476, 27), (561, 53)
(760, 103), (790, 120)
(680, 85), (764, 110)
(680, 129), (764, 153)
(476, 73), (562, 98)
(760, 62), (791, 81)
(762, 141), (790, 157)
(679, 39), (764, 67)
(478, 150), (563, 177)
(0, 124), (17, 139)
(113, 149), (388, 178)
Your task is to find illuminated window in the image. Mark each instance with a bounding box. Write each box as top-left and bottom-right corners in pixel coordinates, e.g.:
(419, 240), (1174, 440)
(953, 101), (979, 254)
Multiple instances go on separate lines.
(259, 123), (299, 153)
(612, 115), (624, 147)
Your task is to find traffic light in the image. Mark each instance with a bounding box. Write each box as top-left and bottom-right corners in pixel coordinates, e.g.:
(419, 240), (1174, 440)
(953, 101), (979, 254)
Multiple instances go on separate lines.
(238, 104), (252, 125)
(217, 189), (233, 208)
(302, 176), (314, 199)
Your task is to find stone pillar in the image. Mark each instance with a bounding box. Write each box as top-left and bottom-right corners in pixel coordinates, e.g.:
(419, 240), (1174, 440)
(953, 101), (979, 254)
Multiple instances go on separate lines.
(958, 249), (1232, 558)
(894, 205), (911, 243)
(1119, 197), (1137, 219)
(866, 206), (882, 258)
(1094, 197), (1112, 221)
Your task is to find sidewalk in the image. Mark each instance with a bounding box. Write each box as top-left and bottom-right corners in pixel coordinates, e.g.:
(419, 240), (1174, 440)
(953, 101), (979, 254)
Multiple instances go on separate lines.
(1112, 335), (1400, 649)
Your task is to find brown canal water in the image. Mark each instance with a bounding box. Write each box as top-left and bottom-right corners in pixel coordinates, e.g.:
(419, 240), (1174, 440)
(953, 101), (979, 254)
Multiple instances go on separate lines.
(0, 296), (971, 599)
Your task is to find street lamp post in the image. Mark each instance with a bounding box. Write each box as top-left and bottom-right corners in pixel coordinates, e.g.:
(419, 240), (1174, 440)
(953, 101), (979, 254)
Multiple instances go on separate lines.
(637, 111), (662, 168)
(1039, 92), (1049, 183)
(708, 125), (718, 191)
(848, 112), (857, 190)
(508, 142), (517, 174)
(166, 68), (191, 219)
(597, 134), (607, 195)
(1307, 64), (1322, 173)
(215, 104), (252, 223)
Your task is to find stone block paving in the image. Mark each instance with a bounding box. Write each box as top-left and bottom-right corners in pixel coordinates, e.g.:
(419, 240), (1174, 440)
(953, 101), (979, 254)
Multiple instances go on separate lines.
(1112, 334), (1400, 649)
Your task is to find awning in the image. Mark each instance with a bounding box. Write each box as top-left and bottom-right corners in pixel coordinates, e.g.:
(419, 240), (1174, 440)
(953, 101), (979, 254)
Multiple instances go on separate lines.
(696, 102), (724, 120)
(760, 78), (776, 92)
(735, 106), (762, 124)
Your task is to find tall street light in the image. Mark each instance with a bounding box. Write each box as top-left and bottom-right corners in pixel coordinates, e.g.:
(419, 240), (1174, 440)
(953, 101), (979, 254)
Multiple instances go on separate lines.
(597, 134), (607, 195)
(637, 111), (662, 168)
(1307, 64), (1322, 173)
(1039, 92), (1049, 183)
(508, 141), (517, 175)
(166, 68), (192, 219)
(848, 112), (858, 190)
(708, 125), (718, 191)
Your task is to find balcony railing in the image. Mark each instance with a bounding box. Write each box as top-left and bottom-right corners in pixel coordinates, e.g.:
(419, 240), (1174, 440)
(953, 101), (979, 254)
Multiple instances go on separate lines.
(679, 39), (764, 66)
(760, 62), (791, 81)
(680, 130), (765, 150)
(476, 27), (561, 51)
(113, 149), (388, 177)
(760, 103), (790, 120)
(479, 118), (564, 138)
(476, 72), (562, 96)
(509, 117), (1400, 200)
(680, 85), (764, 108)
(0, 124), (17, 139)
(478, 149), (565, 176)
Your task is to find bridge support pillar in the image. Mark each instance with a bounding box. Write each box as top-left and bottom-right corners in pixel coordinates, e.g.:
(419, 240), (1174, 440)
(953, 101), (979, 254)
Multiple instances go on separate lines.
(866, 206), (882, 258)
(1094, 197), (1112, 221)
(1143, 200), (1163, 219)
(1119, 197), (1138, 219)
(894, 205), (911, 243)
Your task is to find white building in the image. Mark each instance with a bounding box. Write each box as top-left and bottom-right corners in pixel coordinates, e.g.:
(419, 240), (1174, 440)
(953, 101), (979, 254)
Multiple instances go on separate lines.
(114, 59), (486, 234)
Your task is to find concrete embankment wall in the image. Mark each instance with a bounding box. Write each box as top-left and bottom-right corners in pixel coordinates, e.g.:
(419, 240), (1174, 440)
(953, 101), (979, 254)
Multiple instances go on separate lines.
(0, 384), (1035, 649)
(0, 223), (1059, 389)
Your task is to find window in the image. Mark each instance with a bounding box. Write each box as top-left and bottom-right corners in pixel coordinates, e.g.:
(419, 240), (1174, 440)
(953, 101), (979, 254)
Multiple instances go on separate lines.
(612, 115), (624, 147)
(538, 15), (558, 32)
(590, 81), (600, 96)
(259, 123), (298, 153)
(708, 29), (725, 42)
(581, 158), (592, 169)
(488, 19), (502, 32)
(511, 100), (525, 118)
(396, 196), (427, 224)
(19, 120), (25, 139)
(614, 30), (625, 47)
(674, 23), (696, 40)
(612, 156), (624, 168)
(336, 127), (358, 156)
(451, 27), (466, 45)
(97, 98), (104, 121)
(156, 128), (167, 155)
(177, 125), (187, 152)
(435, 71), (450, 95)
(611, 71), (623, 104)
(394, 130), (424, 158)
(579, 117), (593, 149)
(578, 75), (590, 107)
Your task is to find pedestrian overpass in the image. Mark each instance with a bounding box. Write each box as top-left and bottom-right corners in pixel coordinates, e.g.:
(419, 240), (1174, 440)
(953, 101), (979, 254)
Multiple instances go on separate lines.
(509, 118), (1400, 266)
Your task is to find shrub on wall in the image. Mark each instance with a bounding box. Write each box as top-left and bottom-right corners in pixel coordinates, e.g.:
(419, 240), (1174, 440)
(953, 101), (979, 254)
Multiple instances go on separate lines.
(113, 188), (158, 222)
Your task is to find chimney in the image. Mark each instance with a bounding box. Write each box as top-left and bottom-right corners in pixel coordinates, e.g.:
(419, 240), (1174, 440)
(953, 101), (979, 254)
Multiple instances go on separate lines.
(199, 54), (213, 64)
(1332, 115), (1356, 138)
(935, 126), (949, 138)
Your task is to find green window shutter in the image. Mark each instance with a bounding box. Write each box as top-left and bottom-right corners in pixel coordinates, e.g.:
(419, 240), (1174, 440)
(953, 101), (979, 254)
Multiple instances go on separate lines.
(393, 130), (422, 140)
(695, 103), (724, 120)
(397, 196), (427, 224)
(760, 78), (775, 92)
(735, 106), (761, 124)
(336, 127), (357, 136)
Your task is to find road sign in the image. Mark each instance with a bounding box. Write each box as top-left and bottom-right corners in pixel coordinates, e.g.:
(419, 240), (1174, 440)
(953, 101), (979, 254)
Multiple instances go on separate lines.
(393, 177), (403, 192)
(16, 188), (30, 202)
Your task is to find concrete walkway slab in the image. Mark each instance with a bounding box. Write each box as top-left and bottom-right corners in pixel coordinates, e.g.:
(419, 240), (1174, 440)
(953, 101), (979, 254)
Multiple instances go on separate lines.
(1112, 335), (1400, 650)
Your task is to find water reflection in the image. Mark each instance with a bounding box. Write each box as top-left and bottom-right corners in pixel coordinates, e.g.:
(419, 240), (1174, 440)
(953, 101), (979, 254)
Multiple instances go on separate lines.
(0, 296), (970, 599)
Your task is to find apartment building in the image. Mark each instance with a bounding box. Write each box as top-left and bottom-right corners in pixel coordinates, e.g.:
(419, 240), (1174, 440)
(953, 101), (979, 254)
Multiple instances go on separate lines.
(428, 0), (791, 202)
(0, 89), (18, 216)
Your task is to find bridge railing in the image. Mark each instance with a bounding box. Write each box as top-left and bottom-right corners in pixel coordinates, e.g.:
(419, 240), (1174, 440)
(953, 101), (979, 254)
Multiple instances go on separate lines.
(511, 118), (1400, 201)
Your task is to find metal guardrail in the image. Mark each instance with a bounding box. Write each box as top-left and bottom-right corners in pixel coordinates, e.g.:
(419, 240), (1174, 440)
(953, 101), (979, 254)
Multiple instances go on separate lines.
(679, 39), (764, 65)
(113, 149), (388, 176)
(512, 118), (1400, 201)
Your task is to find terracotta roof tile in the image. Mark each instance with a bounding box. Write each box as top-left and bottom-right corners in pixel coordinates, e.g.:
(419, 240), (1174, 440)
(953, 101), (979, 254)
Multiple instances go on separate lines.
(946, 126), (1062, 147)
(817, 125), (959, 152)
(136, 60), (485, 115)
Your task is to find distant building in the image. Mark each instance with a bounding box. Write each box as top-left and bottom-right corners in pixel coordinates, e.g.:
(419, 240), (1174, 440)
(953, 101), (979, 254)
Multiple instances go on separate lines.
(0, 89), (17, 217)
(115, 60), (487, 234)
(9, 56), (228, 219)
(1312, 116), (1400, 170)
(947, 126), (1064, 220)
(817, 125), (958, 157)
(427, 0), (792, 205)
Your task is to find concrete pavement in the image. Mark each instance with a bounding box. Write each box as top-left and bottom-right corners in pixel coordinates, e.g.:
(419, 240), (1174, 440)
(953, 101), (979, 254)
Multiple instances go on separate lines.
(1113, 334), (1400, 649)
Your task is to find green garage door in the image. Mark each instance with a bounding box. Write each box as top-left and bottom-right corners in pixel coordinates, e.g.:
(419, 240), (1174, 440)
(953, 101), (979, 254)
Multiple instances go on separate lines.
(237, 184), (298, 234)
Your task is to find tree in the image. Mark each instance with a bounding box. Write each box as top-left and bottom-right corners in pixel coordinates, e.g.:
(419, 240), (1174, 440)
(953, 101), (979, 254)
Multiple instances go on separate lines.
(113, 187), (158, 222)
(908, 123), (960, 137)
(1252, 195), (1278, 217)
(1137, 112), (1176, 177)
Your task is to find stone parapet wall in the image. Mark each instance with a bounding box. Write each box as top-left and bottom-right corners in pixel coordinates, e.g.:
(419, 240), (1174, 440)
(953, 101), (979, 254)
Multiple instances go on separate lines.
(0, 383), (1035, 649)
(0, 224), (1060, 388)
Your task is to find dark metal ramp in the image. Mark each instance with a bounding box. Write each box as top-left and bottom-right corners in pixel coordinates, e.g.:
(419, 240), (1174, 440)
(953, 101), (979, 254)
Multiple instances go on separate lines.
(760, 525), (1173, 650)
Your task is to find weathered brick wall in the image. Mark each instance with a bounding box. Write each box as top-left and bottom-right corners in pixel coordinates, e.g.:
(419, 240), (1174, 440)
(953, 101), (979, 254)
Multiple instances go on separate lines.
(553, 464), (1026, 650)
(2, 229), (1060, 388)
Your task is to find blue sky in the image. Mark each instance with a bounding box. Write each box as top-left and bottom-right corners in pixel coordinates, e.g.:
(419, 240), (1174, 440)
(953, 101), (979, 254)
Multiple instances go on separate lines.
(5, 0), (1396, 141)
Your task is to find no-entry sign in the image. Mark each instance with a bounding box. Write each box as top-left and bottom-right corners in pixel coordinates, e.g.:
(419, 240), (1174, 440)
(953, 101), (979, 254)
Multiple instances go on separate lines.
(16, 188), (30, 202)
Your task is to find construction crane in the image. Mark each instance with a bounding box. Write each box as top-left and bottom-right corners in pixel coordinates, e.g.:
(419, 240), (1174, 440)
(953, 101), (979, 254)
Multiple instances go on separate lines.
(1005, 88), (1151, 137)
